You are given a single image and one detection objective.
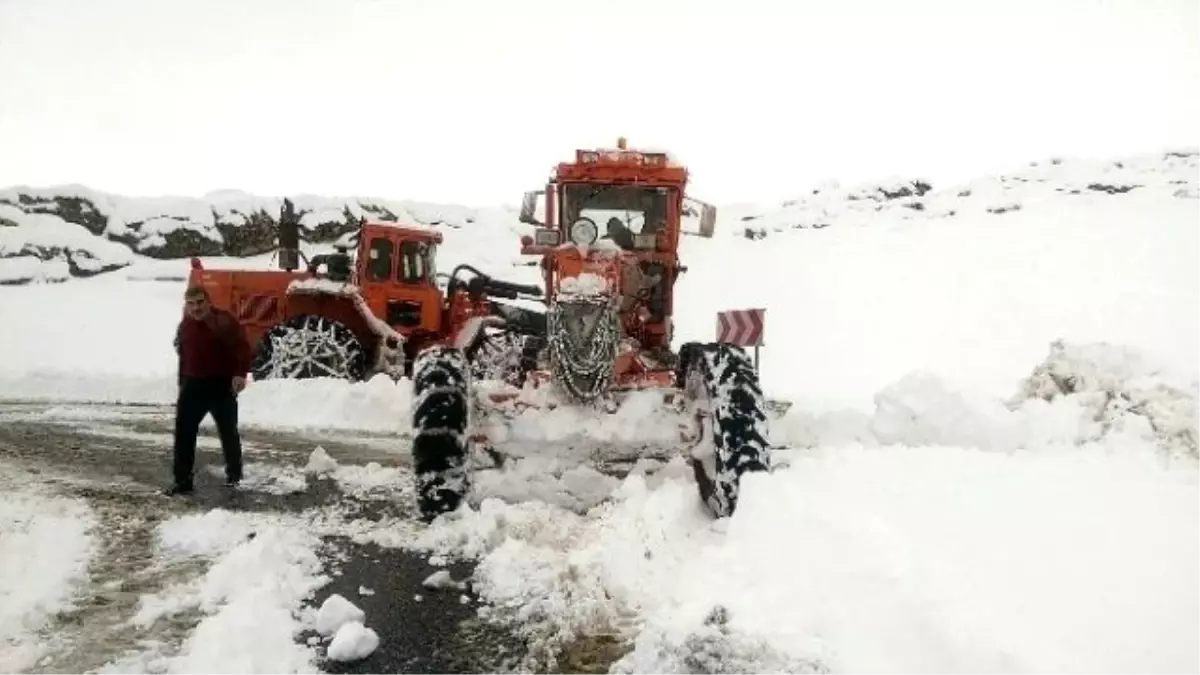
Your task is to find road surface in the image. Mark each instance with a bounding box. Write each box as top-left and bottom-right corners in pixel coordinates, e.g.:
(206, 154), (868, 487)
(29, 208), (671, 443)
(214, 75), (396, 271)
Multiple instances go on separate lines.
(0, 400), (528, 674)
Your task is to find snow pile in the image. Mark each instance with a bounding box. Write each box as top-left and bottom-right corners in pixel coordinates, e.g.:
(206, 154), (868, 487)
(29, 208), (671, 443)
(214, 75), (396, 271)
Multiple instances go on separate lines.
(477, 387), (685, 446)
(326, 621), (379, 662)
(155, 509), (259, 557)
(329, 461), (409, 501)
(559, 272), (610, 296)
(121, 509), (330, 674)
(471, 456), (622, 513)
(209, 462), (310, 496)
(0, 485), (98, 673)
(612, 605), (824, 675)
(422, 570), (469, 591)
(302, 447), (410, 501)
(774, 339), (1199, 459)
(236, 375), (414, 434)
(314, 593), (365, 636)
(304, 446), (338, 475)
(1013, 339), (1199, 456)
(314, 594), (379, 663)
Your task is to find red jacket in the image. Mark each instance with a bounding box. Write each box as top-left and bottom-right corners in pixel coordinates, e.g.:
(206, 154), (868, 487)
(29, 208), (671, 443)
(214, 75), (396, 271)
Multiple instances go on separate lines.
(175, 309), (251, 382)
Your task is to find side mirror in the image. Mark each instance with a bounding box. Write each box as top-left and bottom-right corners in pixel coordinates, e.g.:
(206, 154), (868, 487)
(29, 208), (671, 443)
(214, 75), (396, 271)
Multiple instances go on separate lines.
(519, 190), (542, 225)
(698, 202), (717, 238)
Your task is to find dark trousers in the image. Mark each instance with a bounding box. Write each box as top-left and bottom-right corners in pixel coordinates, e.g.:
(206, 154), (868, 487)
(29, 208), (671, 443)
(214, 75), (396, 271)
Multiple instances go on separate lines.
(173, 377), (243, 487)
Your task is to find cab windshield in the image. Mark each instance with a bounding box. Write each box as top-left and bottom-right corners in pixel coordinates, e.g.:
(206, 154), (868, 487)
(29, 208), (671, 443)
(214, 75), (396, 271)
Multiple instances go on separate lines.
(398, 240), (436, 285)
(561, 184), (671, 249)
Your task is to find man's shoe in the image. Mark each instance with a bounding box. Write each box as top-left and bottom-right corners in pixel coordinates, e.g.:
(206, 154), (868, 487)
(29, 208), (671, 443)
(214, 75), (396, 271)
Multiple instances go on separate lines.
(164, 483), (193, 496)
(224, 477), (241, 488)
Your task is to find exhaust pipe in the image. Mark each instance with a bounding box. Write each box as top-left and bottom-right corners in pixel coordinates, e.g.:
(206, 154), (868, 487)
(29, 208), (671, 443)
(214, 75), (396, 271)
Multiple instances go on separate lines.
(278, 197), (301, 271)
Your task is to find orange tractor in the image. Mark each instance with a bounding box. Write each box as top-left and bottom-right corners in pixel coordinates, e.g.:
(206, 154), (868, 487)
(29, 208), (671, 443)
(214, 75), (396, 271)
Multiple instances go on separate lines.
(410, 138), (772, 521)
(185, 199), (547, 386)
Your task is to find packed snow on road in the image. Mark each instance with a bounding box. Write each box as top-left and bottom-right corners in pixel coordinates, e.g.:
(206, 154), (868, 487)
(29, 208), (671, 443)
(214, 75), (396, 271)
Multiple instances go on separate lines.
(1, 150), (1196, 673)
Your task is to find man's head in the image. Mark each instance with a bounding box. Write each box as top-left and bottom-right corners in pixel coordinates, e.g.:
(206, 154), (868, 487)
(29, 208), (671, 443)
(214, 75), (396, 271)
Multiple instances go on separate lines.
(183, 286), (212, 320)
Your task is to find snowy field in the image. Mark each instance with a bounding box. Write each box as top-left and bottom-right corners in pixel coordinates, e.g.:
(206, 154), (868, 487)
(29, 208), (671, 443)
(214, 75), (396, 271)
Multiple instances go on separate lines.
(0, 150), (1197, 673)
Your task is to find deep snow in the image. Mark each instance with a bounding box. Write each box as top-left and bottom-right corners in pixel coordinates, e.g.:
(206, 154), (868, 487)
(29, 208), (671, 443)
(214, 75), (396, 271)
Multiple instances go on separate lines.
(1, 149), (1196, 673)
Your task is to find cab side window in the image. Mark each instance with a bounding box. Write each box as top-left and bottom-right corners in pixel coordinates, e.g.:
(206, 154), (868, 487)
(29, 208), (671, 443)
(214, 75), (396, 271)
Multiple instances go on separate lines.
(366, 238), (393, 281)
(398, 241), (427, 284)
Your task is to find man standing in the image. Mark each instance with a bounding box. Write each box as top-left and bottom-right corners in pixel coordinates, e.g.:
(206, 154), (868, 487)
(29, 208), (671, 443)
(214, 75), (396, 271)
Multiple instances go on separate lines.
(168, 285), (251, 495)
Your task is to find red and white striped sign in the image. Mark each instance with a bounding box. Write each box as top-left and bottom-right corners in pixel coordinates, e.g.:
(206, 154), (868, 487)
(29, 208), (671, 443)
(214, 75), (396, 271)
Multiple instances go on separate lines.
(716, 308), (765, 347)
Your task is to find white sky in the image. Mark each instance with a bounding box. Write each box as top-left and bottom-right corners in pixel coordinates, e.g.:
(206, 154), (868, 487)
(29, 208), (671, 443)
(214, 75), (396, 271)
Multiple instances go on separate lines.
(0, 0), (1196, 206)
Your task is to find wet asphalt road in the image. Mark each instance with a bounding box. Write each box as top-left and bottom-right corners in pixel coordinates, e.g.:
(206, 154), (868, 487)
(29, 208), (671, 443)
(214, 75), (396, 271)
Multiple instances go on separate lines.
(0, 400), (530, 674)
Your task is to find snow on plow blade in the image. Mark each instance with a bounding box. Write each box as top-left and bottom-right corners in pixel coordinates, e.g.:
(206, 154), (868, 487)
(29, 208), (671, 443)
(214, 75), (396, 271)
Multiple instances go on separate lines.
(476, 379), (793, 422)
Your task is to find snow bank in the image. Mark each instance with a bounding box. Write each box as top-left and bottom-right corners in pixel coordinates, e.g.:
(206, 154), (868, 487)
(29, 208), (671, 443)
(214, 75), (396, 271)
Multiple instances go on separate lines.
(0, 484), (98, 672)
(0, 276), (184, 400)
(775, 339), (1199, 459)
(237, 375), (414, 434)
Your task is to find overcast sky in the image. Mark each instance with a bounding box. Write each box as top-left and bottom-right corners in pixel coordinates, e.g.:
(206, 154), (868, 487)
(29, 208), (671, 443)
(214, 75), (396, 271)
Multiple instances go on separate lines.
(0, 0), (1196, 206)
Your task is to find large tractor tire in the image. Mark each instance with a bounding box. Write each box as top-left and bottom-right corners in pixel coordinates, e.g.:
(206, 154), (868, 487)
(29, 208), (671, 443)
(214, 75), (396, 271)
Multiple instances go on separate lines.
(411, 345), (471, 520)
(251, 314), (367, 381)
(677, 342), (771, 518)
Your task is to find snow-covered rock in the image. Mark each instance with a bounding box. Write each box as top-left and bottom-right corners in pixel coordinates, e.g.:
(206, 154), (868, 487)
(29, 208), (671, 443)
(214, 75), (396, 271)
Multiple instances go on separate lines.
(0, 186), (533, 284)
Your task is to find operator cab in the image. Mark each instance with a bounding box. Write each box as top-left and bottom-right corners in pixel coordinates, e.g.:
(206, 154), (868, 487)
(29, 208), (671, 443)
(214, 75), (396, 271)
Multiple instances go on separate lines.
(358, 226), (439, 288)
(350, 222), (445, 332)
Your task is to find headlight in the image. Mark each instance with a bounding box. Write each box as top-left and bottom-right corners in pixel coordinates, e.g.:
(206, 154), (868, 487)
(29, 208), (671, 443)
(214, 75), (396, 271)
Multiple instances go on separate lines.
(570, 218), (598, 246)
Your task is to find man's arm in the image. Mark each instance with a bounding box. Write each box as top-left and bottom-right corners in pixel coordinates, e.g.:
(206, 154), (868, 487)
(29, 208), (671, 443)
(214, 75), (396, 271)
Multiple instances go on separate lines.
(175, 322), (183, 386)
(233, 320), (252, 380)
(210, 311), (252, 379)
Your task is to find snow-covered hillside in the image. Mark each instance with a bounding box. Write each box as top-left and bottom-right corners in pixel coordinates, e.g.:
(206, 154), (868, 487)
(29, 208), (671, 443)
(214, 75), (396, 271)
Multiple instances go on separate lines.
(0, 186), (530, 285)
(3, 148), (1195, 286)
(1, 148), (1196, 673)
(724, 148), (1199, 237)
